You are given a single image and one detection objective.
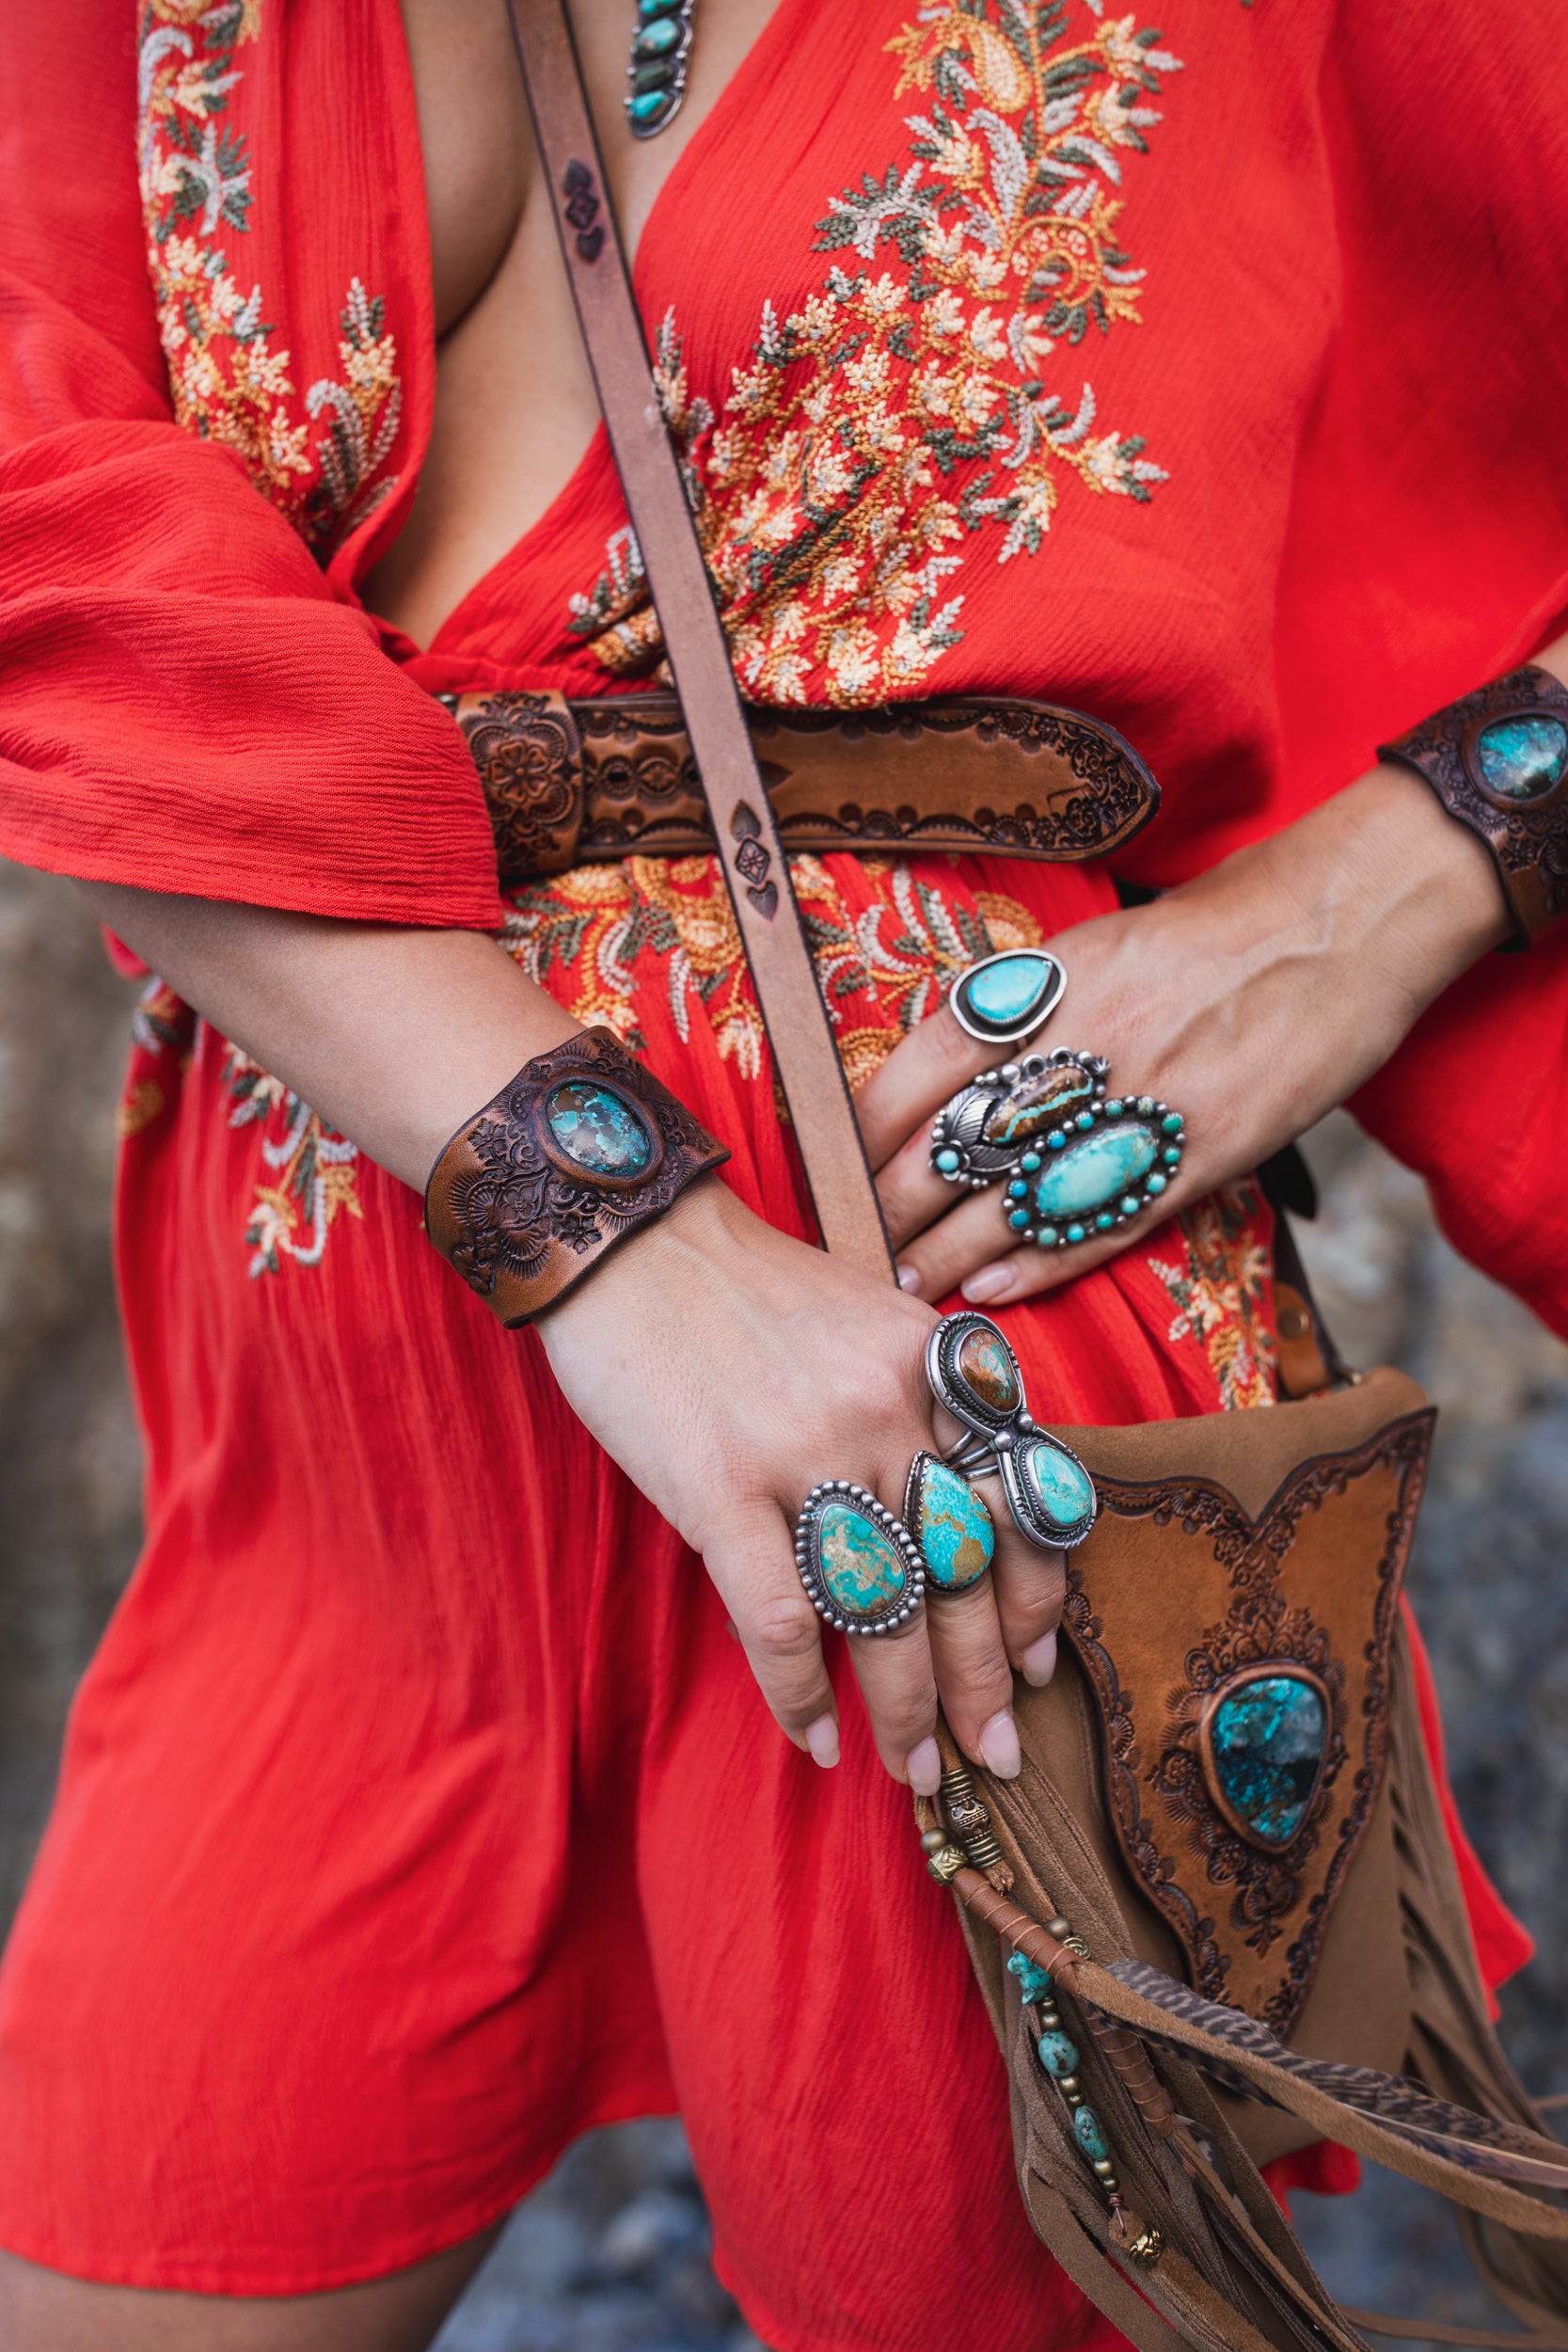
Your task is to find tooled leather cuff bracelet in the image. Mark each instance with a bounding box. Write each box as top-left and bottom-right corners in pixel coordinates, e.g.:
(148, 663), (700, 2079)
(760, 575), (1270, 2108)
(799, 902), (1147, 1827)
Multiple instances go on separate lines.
(424, 1028), (730, 1327)
(1378, 662), (1568, 947)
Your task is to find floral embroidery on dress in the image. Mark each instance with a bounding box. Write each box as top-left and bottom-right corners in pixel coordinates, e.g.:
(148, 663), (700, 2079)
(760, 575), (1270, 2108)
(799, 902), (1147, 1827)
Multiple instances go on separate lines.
(502, 856), (1040, 1092)
(1148, 1180), (1277, 1411)
(571, 1), (1180, 702)
(137, 1), (403, 554)
(221, 1047), (363, 1278)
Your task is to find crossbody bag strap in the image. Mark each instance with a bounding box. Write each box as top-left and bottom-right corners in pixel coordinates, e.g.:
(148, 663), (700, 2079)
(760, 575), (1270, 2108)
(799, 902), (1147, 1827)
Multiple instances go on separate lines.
(505, 0), (895, 1283)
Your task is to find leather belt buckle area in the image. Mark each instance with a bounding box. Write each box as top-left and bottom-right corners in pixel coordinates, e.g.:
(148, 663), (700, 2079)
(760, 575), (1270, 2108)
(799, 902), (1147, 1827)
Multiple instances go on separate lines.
(441, 689), (1161, 886)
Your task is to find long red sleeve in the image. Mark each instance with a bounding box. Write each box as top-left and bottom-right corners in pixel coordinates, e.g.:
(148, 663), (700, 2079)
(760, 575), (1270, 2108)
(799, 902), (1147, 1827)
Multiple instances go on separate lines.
(0, 7), (500, 930)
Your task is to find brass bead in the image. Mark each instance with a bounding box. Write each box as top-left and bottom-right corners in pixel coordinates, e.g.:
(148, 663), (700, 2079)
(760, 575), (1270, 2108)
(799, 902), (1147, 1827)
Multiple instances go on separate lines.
(1058, 2074), (1080, 2096)
(1124, 2223), (1164, 2271)
(926, 1844), (966, 1883)
(919, 1827), (947, 1854)
(1045, 1915), (1072, 1939)
(1092, 2158), (1117, 2179)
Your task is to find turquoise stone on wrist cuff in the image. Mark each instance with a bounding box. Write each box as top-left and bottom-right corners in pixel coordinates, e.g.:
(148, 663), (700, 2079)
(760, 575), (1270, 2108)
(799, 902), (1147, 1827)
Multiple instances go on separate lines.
(1474, 712), (1568, 802)
(949, 949), (1066, 1045)
(545, 1081), (655, 1177)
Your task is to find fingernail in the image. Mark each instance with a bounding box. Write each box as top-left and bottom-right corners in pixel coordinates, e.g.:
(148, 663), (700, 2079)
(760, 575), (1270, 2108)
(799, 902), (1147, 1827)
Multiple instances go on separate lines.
(804, 1715), (840, 1770)
(979, 1710), (1022, 1779)
(1021, 1629), (1057, 1688)
(896, 1263), (923, 1295)
(962, 1264), (1013, 1305)
(905, 1735), (942, 1796)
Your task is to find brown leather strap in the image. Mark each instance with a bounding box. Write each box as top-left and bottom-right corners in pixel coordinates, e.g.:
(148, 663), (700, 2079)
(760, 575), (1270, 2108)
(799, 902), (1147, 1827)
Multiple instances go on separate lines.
(505, 0), (894, 1281)
(1344, 2312), (1568, 2349)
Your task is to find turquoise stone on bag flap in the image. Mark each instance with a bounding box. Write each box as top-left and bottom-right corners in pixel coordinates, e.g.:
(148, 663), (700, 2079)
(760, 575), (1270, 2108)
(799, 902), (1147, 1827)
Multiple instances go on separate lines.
(1073, 2106), (1111, 2164)
(1033, 1124), (1157, 1220)
(957, 951), (1060, 1039)
(913, 1460), (994, 1590)
(1207, 1673), (1327, 1848)
(1021, 1438), (1095, 1534)
(1475, 713), (1568, 802)
(546, 1082), (653, 1176)
(955, 1325), (1021, 1414)
(981, 1062), (1094, 1150)
(1037, 2029), (1080, 2077)
(816, 1502), (908, 1618)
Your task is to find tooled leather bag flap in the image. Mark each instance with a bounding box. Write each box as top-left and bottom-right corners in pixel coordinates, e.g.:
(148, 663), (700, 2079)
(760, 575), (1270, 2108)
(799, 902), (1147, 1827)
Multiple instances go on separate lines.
(1037, 1367), (1433, 2039)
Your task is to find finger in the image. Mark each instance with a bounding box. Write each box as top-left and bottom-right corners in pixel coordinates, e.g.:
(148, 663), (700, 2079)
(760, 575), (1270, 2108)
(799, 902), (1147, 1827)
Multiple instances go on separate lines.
(923, 1574), (1022, 1774)
(984, 1501), (1067, 1686)
(857, 1001), (1008, 1173)
(843, 1608), (942, 1785)
(707, 1505), (842, 1756)
(877, 1115), (974, 1254)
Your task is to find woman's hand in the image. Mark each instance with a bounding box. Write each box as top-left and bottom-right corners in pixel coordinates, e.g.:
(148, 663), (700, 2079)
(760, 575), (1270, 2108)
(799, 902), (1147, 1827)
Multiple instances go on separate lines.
(537, 1174), (1067, 1792)
(862, 761), (1512, 1308)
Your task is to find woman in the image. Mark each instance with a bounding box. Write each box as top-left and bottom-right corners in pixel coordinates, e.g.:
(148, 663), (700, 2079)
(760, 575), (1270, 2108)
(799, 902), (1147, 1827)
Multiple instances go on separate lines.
(0, 2), (1561, 2345)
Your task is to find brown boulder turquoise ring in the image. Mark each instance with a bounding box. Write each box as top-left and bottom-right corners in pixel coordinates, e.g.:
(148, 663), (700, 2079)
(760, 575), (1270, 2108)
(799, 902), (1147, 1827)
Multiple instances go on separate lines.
(925, 1311), (1097, 1552)
(930, 1047), (1186, 1250)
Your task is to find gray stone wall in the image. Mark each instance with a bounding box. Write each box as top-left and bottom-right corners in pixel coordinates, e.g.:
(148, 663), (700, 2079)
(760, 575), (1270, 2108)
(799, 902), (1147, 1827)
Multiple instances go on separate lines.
(1, 859), (1562, 2348)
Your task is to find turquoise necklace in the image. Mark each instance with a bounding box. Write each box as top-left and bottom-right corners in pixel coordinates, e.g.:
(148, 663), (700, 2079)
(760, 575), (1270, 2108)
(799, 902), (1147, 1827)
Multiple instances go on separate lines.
(626, 0), (695, 137)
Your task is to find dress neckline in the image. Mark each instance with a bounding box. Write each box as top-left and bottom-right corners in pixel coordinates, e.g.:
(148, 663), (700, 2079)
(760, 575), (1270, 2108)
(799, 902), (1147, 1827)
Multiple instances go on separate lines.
(403, 0), (805, 659)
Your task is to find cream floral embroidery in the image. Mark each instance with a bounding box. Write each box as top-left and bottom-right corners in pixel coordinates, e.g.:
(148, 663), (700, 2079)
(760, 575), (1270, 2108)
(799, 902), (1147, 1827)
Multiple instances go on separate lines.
(137, 1), (403, 553)
(1149, 1182), (1277, 1412)
(571, 1), (1180, 703)
(222, 1047), (364, 1278)
(501, 855), (1040, 1091)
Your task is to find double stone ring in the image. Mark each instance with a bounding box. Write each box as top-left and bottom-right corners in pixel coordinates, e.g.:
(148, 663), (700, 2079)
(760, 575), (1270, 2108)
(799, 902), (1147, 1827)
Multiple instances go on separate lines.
(934, 954), (1186, 1250)
(792, 1311), (1097, 1636)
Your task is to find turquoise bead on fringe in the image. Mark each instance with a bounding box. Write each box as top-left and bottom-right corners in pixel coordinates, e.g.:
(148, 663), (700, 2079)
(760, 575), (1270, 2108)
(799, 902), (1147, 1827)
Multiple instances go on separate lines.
(545, 1083), (653, 1176)
(1475, 713), (1568, 801)
(1207, 1673), (1326, 1847)
(1006, 1952), (1053, 2003)
(1037, 2029), (1080, 2077)
(912, 1460), (995, 1591)
(1073, 2106), (1111, 2164)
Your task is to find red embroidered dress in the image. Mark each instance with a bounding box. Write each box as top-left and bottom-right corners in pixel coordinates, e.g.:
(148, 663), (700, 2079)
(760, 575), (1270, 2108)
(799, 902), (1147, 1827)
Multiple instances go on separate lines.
(0, 4), (1560, 2343)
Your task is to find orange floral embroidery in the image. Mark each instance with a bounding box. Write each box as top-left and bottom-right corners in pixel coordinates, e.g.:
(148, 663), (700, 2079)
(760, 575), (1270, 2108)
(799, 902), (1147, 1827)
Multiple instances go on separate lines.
(137, 1), (403, 554)
(501, 855), (1040, 1091)
(571, 1), (1180, 701)
(1149, 1181), (1278, 1411)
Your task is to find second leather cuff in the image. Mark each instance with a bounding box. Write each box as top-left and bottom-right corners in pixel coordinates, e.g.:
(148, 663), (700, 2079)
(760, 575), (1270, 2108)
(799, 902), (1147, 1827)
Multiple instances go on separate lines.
(425, 1028), (730, 1327)
(1378, 662), (1568, 947)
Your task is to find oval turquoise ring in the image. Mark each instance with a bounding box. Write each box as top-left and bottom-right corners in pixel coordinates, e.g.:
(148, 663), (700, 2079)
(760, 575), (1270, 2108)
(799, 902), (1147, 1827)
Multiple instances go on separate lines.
(948, 948), (1066, 1047)
(794, 1481), (926, 1636)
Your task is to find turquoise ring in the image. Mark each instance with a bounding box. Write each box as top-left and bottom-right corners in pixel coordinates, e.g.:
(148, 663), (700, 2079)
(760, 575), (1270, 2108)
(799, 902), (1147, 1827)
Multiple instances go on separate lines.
(924, 1312), (1097, 1552)
(948, 948), (1066, 1047)
(903, 1452), (996, 1594)
(794, 1481), (926, 1637)
(931, 1048), (1186, 1247)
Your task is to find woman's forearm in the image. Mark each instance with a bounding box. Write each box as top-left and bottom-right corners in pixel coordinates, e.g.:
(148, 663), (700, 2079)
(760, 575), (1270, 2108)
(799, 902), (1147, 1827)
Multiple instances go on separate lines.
(74, 882), (578, 1191)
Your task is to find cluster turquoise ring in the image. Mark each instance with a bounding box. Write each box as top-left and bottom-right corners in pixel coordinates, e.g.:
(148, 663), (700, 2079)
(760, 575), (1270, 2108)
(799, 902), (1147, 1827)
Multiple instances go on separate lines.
(926, 1312), (1097, 1551)
(930, 1048), (1185, 1250)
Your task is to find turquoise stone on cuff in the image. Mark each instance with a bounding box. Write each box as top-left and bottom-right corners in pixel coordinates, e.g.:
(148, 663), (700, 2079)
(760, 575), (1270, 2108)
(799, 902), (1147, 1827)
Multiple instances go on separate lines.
(913, 1460), (995, 1590)
(955, 951), (1061, 1039)
(1032, 1124), (1157, 1221)
(1073, 2106), (1112, 2164)
(1206, 1672), (1327, 1847)
(1037, 2029), (1081, 2077)
(546, 1082), (653, 1176)
(1021, 1438), (1095, 1534)
(635, 15), (683, 54)
(1475, 713), (1568, 801)
(816, 1502), (908, 1619)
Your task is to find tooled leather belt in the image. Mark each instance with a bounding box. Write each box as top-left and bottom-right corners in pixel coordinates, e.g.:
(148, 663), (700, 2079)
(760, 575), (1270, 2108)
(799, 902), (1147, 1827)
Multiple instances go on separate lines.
(436, 689), (1160, 884)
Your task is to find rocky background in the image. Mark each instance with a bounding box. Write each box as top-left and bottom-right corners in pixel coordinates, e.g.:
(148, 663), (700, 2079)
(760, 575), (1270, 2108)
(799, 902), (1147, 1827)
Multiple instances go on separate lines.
(1, 856), (1563, 2350)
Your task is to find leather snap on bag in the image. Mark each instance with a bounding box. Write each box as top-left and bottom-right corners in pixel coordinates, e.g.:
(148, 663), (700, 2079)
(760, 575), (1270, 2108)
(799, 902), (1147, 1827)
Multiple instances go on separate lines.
(508, 8), (1568, 2345)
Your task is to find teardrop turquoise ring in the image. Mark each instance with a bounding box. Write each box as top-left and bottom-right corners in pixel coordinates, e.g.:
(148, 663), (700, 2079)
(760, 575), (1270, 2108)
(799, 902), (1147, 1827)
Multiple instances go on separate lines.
(794, 1481), (926, 1637)
(929, 1049), (1185, 1250)
(903, 1452), (996, 1594)
(924, 1313), (1098, 1553)
(948, 948), (1067, 1046)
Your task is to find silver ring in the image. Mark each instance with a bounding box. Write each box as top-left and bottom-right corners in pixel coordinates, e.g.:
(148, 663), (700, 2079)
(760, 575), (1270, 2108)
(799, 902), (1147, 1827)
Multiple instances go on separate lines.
(930, 1049), (1109, 1189)
(948, 949), (1067, 1046)
(794, 1481), (925, 1635)
(924, 1312), (1098, 1552)
(903, 1450), (995, 1594)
